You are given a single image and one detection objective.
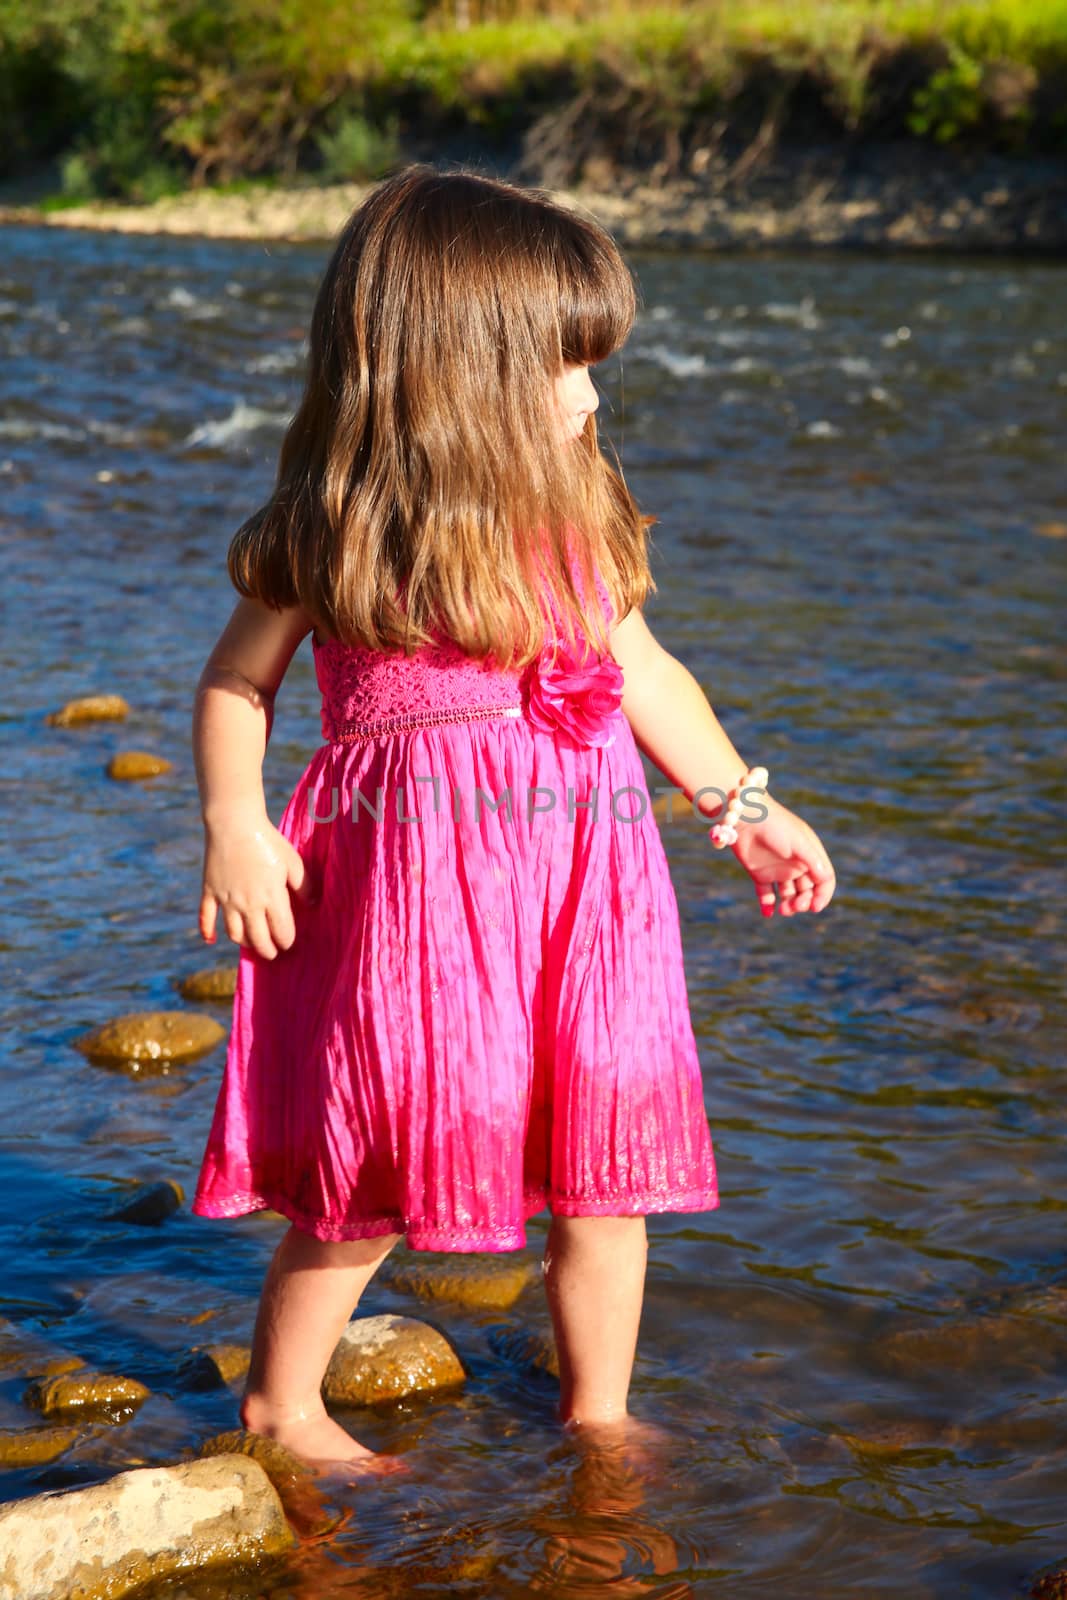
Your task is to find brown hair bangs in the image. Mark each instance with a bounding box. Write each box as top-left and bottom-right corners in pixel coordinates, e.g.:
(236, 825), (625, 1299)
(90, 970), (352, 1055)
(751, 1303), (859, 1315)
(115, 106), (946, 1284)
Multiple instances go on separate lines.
(227, 162), (656, 670)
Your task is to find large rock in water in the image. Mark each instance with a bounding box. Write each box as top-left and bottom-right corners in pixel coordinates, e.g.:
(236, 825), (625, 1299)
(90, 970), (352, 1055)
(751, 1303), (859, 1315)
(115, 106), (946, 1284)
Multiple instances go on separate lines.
(23, 1369), (150, 1420)
(0, 1454), (296, 1600)
(322, 1314), (466, 1405)
(107, 750), (173, 780)
(383, 1251), (538, 1310)
(45, 694), (130, 726)
(73, 1010), (226, 1067)
(177, 964), (239, 1002)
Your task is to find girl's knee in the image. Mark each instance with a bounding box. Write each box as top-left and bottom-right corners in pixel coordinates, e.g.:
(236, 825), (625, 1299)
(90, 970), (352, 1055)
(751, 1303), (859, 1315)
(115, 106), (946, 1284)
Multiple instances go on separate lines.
(549, 1213), (647, 1238)
(284, 1224), (403, 1266)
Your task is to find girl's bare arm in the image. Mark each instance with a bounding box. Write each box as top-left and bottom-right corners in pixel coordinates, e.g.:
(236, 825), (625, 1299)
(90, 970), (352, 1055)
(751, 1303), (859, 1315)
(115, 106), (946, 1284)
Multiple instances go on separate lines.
(193, 598), (314, 828)
(610, 605), (836, 915)
(609, 606), (756, 818)
(193, 598), (317, 954)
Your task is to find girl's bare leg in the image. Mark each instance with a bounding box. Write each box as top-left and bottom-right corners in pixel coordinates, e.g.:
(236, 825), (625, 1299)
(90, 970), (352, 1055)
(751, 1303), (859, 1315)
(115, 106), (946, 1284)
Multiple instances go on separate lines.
(542, 1214), (648, 1426)
(239, 1223), (402, 1466)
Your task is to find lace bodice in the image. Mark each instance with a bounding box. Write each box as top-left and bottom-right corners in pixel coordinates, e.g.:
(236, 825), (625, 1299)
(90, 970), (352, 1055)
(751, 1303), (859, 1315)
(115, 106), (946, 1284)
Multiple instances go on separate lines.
(313, 559), (615, 743)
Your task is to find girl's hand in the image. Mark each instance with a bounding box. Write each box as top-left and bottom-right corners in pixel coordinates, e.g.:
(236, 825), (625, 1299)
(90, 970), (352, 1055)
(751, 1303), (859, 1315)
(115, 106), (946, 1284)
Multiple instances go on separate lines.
(198, 812), (317, 959)
(727, 792), (836, 918)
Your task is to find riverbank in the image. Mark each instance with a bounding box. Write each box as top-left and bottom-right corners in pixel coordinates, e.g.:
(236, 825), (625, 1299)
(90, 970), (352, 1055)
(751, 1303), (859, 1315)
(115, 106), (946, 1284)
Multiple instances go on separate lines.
(3, 139), (1065, 253)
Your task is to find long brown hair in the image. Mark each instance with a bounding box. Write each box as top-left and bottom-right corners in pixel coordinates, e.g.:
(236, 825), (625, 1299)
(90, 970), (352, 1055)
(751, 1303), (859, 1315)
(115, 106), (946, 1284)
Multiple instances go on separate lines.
(228, 162), (656, 667)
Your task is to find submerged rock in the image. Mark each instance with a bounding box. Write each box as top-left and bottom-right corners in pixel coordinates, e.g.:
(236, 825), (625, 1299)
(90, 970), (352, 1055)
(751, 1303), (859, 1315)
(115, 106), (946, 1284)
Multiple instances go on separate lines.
(322, 1313), (466, 1405)
(651, 789), (704, 827)
(836, 1416), (965, 1459)
(0, 1453), (295, 1600)
(107, 750), (173, 779)
(0, 1318), (87, 1382)
(383, 1251), (538, 1310)
(24, 1369), (151, 1421)
(487, 1325), (560, 1379)
(197, 1429), (343, 1537)
(74, 1009), (226, 1066)
(875, 1310), (1060, 1377)
(178, 1343), (251, 1391)
(177, 963), (239, 1002)
(199, 1427), (313, 1486)
(106, 1178), (185, 1224)
(45, 694), (130, 726)
(0, 1424), (80, 1467)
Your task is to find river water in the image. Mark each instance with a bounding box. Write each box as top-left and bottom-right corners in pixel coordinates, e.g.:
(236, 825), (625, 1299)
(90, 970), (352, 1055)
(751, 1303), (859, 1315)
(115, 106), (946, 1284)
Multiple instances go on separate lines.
(0, 222), (1065, 1598)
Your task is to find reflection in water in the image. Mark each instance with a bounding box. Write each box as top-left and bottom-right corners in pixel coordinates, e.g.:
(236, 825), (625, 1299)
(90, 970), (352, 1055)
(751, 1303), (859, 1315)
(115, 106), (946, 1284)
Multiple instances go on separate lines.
(0, 227), (1065, 1596)
(528, 1425), (694, 1598)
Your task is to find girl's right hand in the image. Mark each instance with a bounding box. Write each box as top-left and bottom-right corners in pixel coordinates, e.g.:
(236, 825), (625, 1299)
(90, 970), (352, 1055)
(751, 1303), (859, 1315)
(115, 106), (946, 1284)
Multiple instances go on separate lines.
(198, 814), (317, 960)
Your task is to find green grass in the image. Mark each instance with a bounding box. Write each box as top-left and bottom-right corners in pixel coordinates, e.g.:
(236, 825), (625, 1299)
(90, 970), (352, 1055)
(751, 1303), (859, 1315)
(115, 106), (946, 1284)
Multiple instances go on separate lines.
(2, 0), (1065, 202)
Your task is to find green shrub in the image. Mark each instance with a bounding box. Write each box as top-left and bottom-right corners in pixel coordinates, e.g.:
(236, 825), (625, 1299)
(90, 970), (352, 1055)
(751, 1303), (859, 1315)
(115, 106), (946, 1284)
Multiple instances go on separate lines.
(59, 91), (183, 199)
(907, 41), (985, 141)
(315, 109), (402, 181)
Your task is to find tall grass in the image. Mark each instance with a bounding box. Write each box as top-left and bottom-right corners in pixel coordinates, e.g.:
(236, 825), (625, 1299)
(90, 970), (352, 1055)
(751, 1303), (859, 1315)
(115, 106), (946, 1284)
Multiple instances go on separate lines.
(1, 0), (1064, 199)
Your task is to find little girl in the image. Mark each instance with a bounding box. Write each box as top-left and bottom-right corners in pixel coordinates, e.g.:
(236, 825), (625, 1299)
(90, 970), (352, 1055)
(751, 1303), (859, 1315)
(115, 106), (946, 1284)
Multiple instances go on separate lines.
(190, 163), (836, 1475)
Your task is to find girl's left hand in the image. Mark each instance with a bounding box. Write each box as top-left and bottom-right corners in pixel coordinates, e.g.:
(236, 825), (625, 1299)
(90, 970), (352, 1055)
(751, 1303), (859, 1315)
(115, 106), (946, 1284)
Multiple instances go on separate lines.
(727, 792), (836, 918)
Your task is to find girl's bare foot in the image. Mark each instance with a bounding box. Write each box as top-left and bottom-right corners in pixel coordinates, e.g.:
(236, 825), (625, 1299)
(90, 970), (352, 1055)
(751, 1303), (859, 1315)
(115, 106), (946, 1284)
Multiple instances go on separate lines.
(559, 1412), (675, 1479)
(240, 1395), (409, 1478)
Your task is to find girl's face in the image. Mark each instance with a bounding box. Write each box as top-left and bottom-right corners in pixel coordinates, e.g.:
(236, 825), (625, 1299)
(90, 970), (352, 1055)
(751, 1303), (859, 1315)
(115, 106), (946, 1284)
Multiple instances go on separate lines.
(553, 361), (600, 443)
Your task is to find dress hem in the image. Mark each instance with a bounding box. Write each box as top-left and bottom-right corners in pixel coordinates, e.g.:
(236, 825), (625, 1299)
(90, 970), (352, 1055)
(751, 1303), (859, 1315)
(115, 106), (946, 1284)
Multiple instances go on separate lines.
(190, 1182), (720, 1250)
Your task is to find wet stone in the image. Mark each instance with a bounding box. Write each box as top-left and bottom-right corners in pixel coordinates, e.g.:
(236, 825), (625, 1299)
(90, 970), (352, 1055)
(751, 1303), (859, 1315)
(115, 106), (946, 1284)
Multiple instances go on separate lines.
(177, 964), (239, 1002)
(875, 1312), (1059, 1377)
(487, 1325), (560, 1379)
(45, 693), (130, 726)
(322, 1313), (466, 1405)
(0, 1424), (80, 1466)
(0, 1453), (295, 1600)
(0, 1319), (88, 1381)
(383, 1251), (538, 1310)
(837, 1417), (963, 1458)
(74, 1010), (226, 1066)
(107, 1178), (185, 1224)
(24, 1370), (151, 1421)
(651, 790), (705, 827)
(197, 1428), (343, 1538)
(107, 750), (173, 779)
(178, 1343), (251, 1391)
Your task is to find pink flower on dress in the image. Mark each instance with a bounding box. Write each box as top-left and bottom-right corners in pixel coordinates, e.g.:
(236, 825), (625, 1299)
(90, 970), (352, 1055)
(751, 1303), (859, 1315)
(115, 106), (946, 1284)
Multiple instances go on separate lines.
(527, 638), (625, 749)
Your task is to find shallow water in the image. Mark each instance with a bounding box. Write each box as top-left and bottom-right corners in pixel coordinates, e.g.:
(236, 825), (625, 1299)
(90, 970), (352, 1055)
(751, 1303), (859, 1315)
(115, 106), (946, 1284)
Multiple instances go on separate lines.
(1, 224), (1065, 1598)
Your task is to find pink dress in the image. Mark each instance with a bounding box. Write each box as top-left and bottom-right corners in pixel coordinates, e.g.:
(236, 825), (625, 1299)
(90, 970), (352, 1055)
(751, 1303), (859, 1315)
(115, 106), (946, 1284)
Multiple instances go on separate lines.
(191, 559), (719, 1250)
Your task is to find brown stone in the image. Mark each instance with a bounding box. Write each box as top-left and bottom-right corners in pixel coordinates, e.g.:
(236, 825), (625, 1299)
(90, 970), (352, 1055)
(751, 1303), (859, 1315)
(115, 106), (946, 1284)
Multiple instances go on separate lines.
(650, 789), (704, 827)
(107, 750), (173, 779)
(177, 964), (239, 1002)
(107, 1178), (185, 1224)
(74, 1010), (226, 1066)
(876, 1312), (1057, 1377)
(197, 1429), (343, 1538)
(0, 1319), (87, 1382)
(178, 1343), (251, 1390)
(24, 1370), (151, 1420)
(488, 1325), (560, 1379)
(45, 694), (130, 726)
(322, 1314), (466, 1405)
(0, 1425), (80, 1467)
(0, 1454), (295, 1600)
(384, 1252), (537, 1310)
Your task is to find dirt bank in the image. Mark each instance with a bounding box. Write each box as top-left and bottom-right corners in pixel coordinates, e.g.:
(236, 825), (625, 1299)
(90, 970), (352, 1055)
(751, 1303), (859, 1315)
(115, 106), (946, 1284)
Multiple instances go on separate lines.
(1, 141), (1065, 253)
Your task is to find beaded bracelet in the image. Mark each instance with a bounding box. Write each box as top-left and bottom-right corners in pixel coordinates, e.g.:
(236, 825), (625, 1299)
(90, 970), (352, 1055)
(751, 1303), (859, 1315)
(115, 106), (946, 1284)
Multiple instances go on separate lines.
(708, 765), (770, 848)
